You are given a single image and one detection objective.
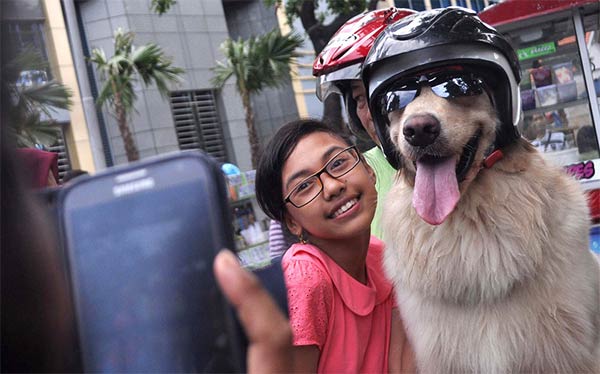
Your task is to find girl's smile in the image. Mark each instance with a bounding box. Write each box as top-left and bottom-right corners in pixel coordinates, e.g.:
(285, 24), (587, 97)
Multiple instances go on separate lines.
(281, 132), (377, 242)
(329, 197), (359, 219)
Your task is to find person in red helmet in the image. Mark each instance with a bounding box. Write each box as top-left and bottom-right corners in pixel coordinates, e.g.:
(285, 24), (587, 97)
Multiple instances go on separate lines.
(313, 7), (415, 241)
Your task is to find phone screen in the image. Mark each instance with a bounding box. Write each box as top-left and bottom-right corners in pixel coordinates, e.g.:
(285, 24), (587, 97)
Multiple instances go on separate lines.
(61, 155), (242, 372)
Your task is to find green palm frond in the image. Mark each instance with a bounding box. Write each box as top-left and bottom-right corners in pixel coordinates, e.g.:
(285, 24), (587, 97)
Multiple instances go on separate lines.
(211, 28), (303, 94)
(89, 48), (107, 65)
(20, 81), (72, 110)
(91, 28), (184, 114)
(21, 124), (62, 148)
(211, 61), (235, 89)
(89, 27), (184, 161)
(96, 78), (114, 107)
(12, 108), (63, 148)
(4, 48), (72, 148)
(132, 43), (184, 97)
(114, 28), (135, 54)
(151, 0), (176, 15)
(3, 48), (49, 83)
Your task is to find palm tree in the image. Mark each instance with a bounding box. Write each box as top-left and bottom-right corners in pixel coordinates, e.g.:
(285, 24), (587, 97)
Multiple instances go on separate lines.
(3, 48), (72, 148)
(89, 28), (184, 162)
(212, 28), (303, 168)
(151, 0), (176, 15)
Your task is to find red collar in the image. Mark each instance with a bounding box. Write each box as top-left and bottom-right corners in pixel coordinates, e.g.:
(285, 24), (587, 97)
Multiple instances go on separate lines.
(482, 149), (503, 169)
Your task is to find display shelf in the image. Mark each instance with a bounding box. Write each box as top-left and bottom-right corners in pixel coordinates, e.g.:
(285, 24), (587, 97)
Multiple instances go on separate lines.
(523, 98), (589, 116)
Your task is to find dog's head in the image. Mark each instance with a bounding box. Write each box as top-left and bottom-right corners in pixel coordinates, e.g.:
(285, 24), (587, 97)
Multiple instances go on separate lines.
(362, 8), (522, 225)
(384, 68), (499, 225)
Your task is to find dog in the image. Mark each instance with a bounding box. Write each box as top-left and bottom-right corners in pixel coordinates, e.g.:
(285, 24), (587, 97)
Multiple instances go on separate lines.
(381, 82), (600, 373)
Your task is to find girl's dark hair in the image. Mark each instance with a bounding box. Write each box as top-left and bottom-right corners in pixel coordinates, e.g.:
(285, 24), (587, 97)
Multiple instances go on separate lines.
(255, 119), (353, 222)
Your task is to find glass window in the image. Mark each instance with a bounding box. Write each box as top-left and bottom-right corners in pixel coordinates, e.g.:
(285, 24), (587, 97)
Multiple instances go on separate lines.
(3, 21), (51, 79)
(4, 21), (48, 60)
(506, 16), (598, 167)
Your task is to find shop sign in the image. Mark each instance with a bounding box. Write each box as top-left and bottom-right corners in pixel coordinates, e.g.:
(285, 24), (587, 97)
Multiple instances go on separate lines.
(565, 158), (600, 189)
(517, 42), (556, 61)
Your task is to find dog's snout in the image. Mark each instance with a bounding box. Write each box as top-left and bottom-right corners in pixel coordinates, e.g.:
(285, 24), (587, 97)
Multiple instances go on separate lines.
(403, 114), (441, 147)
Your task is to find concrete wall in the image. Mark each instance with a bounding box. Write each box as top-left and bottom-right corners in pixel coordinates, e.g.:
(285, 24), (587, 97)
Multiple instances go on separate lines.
(223, 0), (299, 148)
(78, 0), (255, 170)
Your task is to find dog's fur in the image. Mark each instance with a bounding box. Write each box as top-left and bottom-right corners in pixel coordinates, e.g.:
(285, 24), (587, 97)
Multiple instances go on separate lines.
(382, 87), (600, 373)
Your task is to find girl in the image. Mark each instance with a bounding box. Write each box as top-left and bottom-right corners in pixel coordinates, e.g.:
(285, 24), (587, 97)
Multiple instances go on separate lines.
(255, 119), (412, 373)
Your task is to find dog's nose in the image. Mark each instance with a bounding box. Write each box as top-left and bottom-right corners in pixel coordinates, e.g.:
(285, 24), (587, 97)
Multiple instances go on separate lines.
(403, 114), (440, 147)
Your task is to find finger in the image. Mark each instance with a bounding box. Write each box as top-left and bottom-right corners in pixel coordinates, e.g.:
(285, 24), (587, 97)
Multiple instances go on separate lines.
(213, 250), (292, 373)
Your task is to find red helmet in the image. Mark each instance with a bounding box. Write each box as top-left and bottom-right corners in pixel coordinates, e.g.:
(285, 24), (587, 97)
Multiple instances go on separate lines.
(313, 7), (416, 139)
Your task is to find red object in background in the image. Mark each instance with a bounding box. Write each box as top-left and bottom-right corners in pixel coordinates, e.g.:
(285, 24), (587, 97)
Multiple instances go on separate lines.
(478, 0), (599, 27)
(15, 148), (59, 188)
(312, 7), (416, 76)
(588, 189), (600, 223)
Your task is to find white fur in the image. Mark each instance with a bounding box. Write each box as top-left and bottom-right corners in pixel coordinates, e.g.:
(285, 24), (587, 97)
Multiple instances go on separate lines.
(382, 91), (600, 373)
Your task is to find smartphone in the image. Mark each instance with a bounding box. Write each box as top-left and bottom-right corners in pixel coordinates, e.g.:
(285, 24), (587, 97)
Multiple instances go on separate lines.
(57, 152), (245, 373)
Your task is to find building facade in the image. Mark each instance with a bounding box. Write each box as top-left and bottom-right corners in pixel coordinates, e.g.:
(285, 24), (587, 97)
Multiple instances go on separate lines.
(5, 0), (299, 174)
(6, 0), (499, 175)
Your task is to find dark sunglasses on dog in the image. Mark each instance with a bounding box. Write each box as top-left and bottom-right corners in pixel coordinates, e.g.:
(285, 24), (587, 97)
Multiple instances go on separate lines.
(379, 72), (487, 115)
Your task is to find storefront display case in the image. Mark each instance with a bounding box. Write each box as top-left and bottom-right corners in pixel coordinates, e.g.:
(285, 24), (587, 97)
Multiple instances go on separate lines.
(480, 0), (600, 253)
(224, 169), (271, 267)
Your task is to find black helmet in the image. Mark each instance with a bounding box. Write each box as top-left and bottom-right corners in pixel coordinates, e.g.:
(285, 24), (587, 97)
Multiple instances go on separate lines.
(362, 7), (521, 170)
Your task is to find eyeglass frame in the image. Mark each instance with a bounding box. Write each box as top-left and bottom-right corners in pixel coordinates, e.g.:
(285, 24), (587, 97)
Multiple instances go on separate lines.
(283, 145), (361, 208)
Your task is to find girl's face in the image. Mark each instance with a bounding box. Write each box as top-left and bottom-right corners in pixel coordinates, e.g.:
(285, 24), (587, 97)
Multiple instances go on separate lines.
(281, 132), (377, 241)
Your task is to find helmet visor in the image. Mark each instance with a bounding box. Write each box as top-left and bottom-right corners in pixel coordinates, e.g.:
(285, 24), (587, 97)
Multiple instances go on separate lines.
(316, 77), (343, 101)
(315, 63), (361, 102)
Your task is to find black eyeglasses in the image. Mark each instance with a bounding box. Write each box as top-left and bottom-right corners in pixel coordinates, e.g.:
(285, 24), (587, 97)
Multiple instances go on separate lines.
(284, 146), (361, 208)
(379, 73), (486, 115)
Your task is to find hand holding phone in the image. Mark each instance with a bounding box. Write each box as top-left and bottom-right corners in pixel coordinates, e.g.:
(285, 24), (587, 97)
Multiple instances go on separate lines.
(214, 250), (293, 374)
(58, 152), (244, 372)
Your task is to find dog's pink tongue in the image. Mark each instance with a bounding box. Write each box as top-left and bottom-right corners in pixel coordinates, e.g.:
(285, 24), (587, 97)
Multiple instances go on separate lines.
(413, 156), (459, 225)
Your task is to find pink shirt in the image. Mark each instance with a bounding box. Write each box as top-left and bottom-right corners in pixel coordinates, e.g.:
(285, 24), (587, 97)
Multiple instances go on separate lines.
(282, 236), (394, 373)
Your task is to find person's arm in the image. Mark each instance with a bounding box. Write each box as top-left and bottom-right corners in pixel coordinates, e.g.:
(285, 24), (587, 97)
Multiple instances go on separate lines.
(214, 250), (293, 373)
(292, 345), (320, 373)
(401, 337), (417, 374)
(389, 307), (417, 373)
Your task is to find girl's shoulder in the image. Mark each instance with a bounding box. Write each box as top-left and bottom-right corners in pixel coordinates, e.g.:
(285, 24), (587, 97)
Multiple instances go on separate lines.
(282, 242), (332, 269)
(282, 243), (333, 286)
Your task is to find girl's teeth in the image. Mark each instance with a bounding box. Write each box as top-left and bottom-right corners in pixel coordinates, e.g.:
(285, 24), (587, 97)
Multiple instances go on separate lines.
(333, 199), (357, 217)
